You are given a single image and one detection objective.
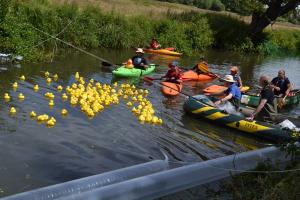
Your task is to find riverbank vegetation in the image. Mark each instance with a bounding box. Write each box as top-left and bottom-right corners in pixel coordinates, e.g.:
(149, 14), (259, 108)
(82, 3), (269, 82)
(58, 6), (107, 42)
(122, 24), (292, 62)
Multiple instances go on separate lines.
(1, 0), (300, 61)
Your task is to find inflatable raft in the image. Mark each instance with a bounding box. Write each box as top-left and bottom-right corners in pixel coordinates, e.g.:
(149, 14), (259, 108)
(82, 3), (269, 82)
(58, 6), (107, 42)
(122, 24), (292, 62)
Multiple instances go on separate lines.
(184, 95), (293, 142)
(241, 89), (300, 108)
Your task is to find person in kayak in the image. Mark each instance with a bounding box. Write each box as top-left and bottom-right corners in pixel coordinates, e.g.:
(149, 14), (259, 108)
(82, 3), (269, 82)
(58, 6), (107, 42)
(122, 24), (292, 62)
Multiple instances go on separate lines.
(161, 61), (182, 84)
(271, 69), (292, 97)
(132, 48), (149, 70)
(246, 75), (277, 121)
(230, 66), (243, 88)
(150, 38), (161, 50)
(214, 75), (241, 110)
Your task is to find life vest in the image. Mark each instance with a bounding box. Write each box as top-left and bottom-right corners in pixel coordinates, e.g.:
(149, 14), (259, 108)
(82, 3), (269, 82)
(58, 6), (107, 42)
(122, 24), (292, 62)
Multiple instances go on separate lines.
(133, 57), (142, 66)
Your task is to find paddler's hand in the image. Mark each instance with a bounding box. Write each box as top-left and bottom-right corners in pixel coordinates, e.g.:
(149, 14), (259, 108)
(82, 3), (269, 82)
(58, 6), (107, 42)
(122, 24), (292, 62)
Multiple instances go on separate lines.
(214, 100), (221, 105)
(246, 115), (254, 121)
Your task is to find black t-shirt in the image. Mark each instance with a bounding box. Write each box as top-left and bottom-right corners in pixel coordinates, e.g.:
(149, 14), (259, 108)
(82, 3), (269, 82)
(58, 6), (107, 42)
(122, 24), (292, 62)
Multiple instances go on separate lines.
(260, 85), (274, 106)
(271, 77), (290, 96)
(131, 55), (148, 68)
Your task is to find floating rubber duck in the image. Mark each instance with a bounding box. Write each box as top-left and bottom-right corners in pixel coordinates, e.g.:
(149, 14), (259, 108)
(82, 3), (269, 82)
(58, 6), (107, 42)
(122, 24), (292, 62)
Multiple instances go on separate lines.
(45, 71), (50, 78)
(47, 117), (56, 127)
(62, 93), (68, 101)
(75, 72), (80, 80)
(127, 102), (132, 107)
(46, 78), (52, 84)
(9, 107), (16, 115)
(48, 100), (54, 107)
(61, 109), (68, 116)
(18, 93), (25, 101)
(30, 111), (37, 118)
(4, 93), (10, 102)
(12, 82), (18, 90)
(19, 75), (25, 81)
(53, 74), (59, 81)
(34, 84), (39, 92)
(152, 116), (158, 124)
(57, 85), (63, 92)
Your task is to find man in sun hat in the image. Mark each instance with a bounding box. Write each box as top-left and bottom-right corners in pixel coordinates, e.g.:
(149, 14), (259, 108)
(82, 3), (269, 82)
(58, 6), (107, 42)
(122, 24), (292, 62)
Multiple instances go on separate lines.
(230, 66), (243, 88)
(214, 74), (241, 110)
(131, 48), (148, 70)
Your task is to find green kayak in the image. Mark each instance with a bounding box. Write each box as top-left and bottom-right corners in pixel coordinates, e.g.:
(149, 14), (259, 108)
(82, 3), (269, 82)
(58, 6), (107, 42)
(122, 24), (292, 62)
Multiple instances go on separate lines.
(112, 64), (156, 77)
(241, 89), (300, 108)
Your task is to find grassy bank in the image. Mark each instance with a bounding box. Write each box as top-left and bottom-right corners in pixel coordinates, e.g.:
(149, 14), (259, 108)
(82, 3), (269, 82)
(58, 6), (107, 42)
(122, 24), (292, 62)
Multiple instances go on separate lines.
(1, 0), (300, 61)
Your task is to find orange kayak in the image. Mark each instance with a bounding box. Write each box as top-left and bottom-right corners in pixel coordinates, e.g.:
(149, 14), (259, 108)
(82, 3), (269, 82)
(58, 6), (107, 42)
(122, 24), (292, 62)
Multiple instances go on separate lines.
(143, 49), (182, 57)
(203, 85), (250, 94)
(161, 81), (183, 96)
(182, 70), (215, 81)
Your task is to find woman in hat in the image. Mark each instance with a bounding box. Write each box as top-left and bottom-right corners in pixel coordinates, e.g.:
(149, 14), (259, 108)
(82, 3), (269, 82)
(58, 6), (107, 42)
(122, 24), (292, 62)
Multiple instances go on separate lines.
(214, 75), (241, 110)
(131, 48), (149, 70)
(161, 61), (182, 84)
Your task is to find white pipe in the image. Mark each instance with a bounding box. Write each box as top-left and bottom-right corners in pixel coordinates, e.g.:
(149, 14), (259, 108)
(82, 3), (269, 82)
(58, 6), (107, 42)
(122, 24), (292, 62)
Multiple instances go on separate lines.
(1, 160), (168, 200)
(59, 146), (290, 200)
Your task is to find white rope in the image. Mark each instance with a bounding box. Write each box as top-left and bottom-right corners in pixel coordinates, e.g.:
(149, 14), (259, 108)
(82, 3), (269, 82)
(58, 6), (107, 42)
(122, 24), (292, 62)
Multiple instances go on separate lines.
(30, 25), (112, 64)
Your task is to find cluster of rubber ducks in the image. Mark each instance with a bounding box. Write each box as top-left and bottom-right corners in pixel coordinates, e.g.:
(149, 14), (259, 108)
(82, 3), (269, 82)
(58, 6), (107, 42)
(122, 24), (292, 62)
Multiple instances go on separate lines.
(3, 70), (162, 128)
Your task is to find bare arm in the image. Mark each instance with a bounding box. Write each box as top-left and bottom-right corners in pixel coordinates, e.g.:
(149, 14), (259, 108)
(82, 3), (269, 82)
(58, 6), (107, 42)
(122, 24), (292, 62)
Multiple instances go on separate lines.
(238, 77), (243, 88)
(246, 99), (267, 120)
(285, 83), (292, 96)
(215, 93), (233, 105)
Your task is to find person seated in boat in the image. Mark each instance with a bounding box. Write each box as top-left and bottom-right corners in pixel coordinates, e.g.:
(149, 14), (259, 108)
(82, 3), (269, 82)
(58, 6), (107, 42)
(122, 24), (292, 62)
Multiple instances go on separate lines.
(131, 48), (148, 70)
(271, 69), (292, 97)
(214, 75), (241, 111)
(246, 75), (277, 121)
(192, 57), (209, 75)
(150, 38), (161, 50)
(161, 61), (182, 84)
(230, 66), (243, 88)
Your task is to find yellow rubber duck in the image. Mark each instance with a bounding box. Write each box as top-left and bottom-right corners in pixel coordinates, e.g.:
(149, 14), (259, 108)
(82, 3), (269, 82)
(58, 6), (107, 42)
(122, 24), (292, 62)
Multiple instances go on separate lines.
(57, 85), (63, 92)
(53, 74), (59, 81)
(46, 78), (52, 84)
(62, 93), (68, 101)
(127, 102), (133, 107)
(18, 93), (25, 101)
(12, 82), (18, 90)
(61, 109), (68, 116)
(4, 93), (10, 102)
(30, 111), (37, 118)
(34, 84), (39, 92)
(75, 72), (80, 80)
(9, 107), (16, 115)
(45, 71), (50, 78)
(47, 117), (56, 127)
(48, 100), (55, 107)
(19, 75), (25, 81)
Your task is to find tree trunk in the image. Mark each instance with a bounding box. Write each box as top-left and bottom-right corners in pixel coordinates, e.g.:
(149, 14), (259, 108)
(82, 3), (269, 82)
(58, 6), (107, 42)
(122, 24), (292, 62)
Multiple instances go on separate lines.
(250, 0), (300, 39)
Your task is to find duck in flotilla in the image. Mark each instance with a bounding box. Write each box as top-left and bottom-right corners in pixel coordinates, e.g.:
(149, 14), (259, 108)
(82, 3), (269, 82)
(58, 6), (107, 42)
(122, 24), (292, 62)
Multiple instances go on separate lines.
(4, 93), (10, 102)
(34, 84), (39, 92)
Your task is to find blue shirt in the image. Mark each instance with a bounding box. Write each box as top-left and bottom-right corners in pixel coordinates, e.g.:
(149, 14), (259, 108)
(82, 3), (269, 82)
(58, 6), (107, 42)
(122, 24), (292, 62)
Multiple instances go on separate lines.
(225, 84), (241, 100)
(233, 74), (241, 87)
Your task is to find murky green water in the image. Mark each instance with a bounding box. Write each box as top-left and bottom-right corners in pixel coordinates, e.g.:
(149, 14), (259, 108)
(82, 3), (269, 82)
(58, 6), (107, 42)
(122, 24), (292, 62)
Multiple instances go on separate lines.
(0, 49), (299, 197)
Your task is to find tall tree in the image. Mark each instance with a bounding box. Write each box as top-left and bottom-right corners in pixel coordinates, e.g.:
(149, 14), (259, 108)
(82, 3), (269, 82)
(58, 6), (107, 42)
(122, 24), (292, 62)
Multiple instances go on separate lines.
(249, 0), (300, 38)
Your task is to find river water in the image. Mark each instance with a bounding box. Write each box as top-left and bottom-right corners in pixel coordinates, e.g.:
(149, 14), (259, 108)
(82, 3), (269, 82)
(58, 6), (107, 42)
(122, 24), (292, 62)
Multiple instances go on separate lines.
(0, 49), (299, 197)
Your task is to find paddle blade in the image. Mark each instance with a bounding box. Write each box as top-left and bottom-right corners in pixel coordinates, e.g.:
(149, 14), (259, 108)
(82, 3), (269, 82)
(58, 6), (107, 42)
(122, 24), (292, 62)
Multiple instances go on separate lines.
(277, 98), (285, 109)
(197, 62), (209, 74)
(143, 76), (154, 82)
